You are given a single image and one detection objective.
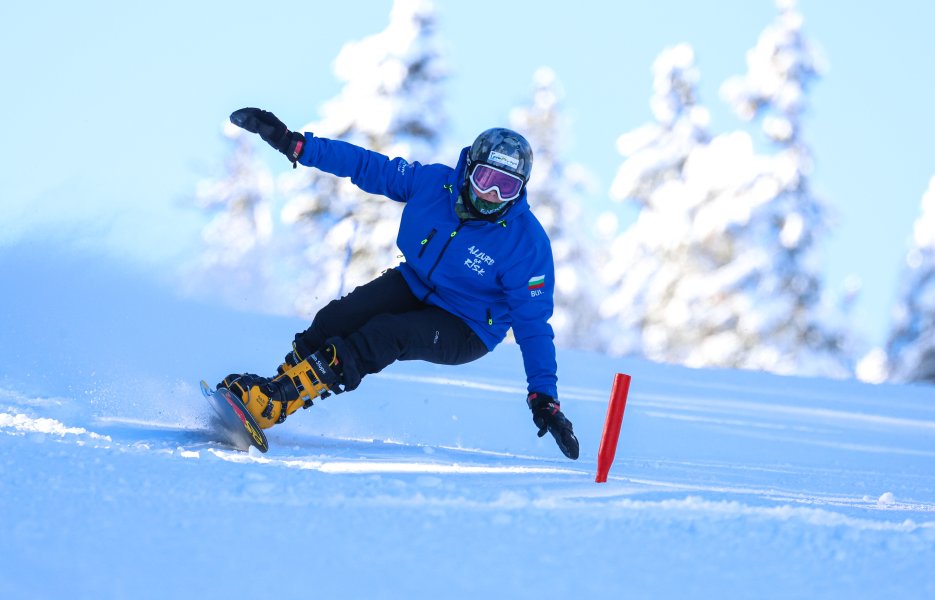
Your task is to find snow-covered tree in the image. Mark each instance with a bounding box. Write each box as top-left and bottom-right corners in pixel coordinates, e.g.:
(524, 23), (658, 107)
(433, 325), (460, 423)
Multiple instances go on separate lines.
(280, 0), (448, 316)
(603, 0), (851, 377)
(509, 67), (601, 350)
(610, 44), (712, 205)
(718, 0), (850, 376)
(886, 176), (935, 383)
(190, 122), (284, 312)
(600, 43), (711, 356)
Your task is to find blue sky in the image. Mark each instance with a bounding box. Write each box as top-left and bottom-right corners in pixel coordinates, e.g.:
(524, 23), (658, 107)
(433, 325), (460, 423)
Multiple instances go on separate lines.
(2, 0), (933, 350)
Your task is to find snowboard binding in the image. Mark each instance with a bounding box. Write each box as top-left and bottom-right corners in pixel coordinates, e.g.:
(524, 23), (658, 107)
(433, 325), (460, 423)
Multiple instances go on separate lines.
(219, 344), (342, 430)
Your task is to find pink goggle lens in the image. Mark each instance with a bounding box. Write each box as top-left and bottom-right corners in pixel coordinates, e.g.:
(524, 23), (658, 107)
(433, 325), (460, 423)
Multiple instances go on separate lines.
(469, 164), (524, 201)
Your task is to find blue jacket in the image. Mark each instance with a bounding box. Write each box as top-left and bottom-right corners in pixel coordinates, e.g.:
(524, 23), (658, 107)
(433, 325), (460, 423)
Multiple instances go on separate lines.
(298, 134), (558, 398)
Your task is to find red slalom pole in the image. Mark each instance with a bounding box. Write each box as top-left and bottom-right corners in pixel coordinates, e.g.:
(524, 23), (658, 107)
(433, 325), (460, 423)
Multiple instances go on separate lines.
(595, 373), (631, 483)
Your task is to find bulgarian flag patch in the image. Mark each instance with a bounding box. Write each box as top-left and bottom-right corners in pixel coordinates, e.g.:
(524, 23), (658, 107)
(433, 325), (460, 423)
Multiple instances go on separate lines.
(528, 274), (546, 290)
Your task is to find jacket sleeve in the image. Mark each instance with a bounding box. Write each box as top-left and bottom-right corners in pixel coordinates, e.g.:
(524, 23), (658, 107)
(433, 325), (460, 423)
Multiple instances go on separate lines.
(297, 133), (417, 202)
(502, 231), (558, 399)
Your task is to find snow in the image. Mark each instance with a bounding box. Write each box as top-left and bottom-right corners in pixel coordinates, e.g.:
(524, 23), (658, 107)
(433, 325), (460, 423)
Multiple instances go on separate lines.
(603, 10), (852, 378)
(0, 412), (110, 441)
(1, 6), (933, 594)
(887, 176), (935, 382)
(187, 0), (935, 386)
(1, 245), (934, 599)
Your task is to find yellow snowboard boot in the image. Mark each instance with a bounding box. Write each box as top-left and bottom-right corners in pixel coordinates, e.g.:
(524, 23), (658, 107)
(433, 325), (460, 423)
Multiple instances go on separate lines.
(219, 344), (342, 429)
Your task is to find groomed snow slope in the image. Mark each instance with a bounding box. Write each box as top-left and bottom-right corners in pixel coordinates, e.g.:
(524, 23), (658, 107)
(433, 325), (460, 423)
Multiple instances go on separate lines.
(1, 246), (933, 599)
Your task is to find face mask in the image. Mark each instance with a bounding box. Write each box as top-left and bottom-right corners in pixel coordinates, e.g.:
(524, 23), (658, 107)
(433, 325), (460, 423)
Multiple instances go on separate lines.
(468, 185), (509, 215)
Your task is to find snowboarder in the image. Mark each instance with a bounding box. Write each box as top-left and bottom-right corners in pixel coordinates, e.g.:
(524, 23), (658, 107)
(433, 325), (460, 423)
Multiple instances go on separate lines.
(218, 107), (579, 460)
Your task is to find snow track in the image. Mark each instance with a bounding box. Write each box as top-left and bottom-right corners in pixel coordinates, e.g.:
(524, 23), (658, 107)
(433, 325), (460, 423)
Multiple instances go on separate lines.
(2, 252), (935, 598)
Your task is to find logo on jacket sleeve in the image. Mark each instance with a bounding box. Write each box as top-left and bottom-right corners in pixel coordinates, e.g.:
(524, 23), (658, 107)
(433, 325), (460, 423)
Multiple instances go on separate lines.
(528, 274), (545, 297)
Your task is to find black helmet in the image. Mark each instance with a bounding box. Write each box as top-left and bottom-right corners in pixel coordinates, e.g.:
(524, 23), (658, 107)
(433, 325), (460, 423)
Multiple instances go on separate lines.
(468, 127), (533, 183)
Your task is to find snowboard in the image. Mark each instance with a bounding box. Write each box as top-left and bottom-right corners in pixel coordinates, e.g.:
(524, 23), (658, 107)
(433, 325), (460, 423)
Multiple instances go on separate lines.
(199, 380), (269, 453)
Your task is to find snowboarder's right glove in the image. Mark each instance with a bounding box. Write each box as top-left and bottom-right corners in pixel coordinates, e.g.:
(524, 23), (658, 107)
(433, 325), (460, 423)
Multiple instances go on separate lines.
(229, 107), (306, 167)
(528, 392), (579, 460)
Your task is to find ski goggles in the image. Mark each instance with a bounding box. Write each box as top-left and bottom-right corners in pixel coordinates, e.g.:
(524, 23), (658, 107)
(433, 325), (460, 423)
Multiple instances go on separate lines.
(469, 163), (525, 202)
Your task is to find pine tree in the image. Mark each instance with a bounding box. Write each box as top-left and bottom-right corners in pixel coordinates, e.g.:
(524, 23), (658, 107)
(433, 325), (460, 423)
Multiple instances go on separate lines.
(190, 122), (283, 312)
(604, 1), (851, 377)
(509, 68), (601, 350)
(718, 0), (850, 376)
(280, 0), (448, 316)
(601, 43), (711, 357)
(886, 176), (935, 383)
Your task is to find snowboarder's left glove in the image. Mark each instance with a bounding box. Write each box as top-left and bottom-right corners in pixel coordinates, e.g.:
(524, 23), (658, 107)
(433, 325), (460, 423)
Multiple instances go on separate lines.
(528, 392), (579, 460)
(230, 107), (306, 167)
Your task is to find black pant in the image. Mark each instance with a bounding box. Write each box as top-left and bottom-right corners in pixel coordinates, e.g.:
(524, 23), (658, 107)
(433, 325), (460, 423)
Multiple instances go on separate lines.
(296, 268), (489, 391)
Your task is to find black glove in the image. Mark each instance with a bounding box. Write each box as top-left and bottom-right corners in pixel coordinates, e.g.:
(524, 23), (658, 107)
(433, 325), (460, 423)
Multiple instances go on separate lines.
(527, 392), (579, 460)
(229, 108), (306, 166)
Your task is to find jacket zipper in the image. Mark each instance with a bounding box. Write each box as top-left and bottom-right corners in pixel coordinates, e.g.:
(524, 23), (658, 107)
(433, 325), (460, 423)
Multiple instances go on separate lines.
(421, 223), (466, 301)
(418, 228), (437, 258)
(486, 308), (493, 326)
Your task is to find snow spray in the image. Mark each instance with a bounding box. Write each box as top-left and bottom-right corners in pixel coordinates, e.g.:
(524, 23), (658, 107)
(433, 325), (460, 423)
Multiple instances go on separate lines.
(595, 373), (631, 483)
